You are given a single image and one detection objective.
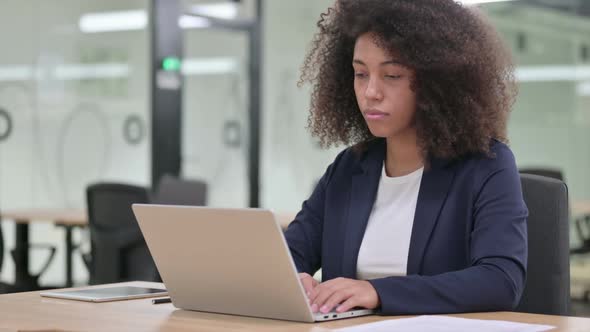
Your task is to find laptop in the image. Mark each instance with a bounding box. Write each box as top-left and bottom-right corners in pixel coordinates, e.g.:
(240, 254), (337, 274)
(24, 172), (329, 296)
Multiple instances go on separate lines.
(132, 204), (375, 322)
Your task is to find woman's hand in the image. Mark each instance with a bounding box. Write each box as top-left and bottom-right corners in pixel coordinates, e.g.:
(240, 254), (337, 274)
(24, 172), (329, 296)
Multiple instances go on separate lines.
(298, 272), (319, 297)
(307, 277), (380, 314)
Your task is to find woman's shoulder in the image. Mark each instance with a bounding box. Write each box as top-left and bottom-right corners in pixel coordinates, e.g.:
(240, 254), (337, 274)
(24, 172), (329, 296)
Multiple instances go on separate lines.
(323, 139), (385, 178)
(332, 138), (518, 173)
(455, 139), (519, 177)
(340, 138), (385, 166)
(327, 145), (364, 172)
(475, 139), (516, 167)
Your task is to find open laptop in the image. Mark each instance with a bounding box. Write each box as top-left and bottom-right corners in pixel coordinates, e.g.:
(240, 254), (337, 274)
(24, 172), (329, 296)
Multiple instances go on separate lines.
(132, 204), (375, 322)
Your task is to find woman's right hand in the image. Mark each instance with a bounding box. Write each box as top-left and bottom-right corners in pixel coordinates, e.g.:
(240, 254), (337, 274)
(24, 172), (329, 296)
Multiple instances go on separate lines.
(298, 272), (319, 298)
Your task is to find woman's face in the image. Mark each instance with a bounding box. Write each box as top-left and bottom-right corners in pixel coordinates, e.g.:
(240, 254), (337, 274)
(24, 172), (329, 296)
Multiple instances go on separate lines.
(353, 32), (417, 139)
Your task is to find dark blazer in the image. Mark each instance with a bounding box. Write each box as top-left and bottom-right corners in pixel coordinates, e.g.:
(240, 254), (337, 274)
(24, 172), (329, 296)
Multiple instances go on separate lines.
(284, 139), (528, 315)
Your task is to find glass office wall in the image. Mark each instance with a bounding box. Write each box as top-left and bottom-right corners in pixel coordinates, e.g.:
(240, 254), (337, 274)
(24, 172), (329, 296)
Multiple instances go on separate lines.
(0, 0), (150, 285)
(261, 0), (338, 213)
(179, 0), (337, 211)
(180, 0), (253, 208)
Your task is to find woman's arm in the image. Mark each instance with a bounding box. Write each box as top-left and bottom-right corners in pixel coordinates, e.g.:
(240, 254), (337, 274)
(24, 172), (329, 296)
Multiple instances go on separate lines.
(284, 149), (348, 276)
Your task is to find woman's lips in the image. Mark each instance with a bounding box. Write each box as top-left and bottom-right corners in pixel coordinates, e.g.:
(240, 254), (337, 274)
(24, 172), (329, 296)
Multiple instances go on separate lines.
(364, 110), (390, 120)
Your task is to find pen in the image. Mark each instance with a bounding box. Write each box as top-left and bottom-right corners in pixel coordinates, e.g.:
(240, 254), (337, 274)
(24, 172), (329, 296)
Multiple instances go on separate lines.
(152, 297), (172, 304)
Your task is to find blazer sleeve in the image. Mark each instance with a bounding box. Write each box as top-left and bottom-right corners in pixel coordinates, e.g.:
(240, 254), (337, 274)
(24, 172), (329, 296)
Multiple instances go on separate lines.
(284, 149), (347, 276)
(368, 152), (528, 315)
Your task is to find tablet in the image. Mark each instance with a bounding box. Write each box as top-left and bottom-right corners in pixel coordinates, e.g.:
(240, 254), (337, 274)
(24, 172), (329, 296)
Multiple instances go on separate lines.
(40, 286), (168, 302)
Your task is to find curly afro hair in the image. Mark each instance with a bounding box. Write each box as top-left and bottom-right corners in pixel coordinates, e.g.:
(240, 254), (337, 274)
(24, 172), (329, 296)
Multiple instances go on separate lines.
(299, 0), (517, 160)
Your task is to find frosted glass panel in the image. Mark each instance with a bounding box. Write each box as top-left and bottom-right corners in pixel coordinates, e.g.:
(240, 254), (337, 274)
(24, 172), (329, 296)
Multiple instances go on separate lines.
(182, 28), (249, 207)
(0, 0), (150, 286)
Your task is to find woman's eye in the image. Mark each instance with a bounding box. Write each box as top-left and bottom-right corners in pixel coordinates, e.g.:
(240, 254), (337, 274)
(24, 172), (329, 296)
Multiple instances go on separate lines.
(354, 72), (367, 78)
(385, 75), (402, 79)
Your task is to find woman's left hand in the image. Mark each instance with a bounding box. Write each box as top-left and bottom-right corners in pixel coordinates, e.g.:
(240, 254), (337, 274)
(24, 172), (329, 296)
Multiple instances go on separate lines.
(307, 277), (380, 314)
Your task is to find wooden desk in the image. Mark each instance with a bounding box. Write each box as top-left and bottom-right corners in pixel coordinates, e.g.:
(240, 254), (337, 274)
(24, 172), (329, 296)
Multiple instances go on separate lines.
(0, 208), (87, 290)
(572, 200), (590, 217)
(1, 209), (88, 227)
(0, 282), (589, 332)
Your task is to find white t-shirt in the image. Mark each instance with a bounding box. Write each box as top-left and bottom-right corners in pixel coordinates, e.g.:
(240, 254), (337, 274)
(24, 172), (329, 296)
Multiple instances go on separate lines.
(356, 163), (424, 280)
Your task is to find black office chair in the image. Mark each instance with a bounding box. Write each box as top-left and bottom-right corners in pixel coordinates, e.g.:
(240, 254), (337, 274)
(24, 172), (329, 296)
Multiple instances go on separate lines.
(0, 216), (10, 293)
(84, 183), (158, 285)
(516, 173), (570, 315)
(519, 167), (564, 182)
(518, 169), (590, 256)
(151, 174), (207, 206)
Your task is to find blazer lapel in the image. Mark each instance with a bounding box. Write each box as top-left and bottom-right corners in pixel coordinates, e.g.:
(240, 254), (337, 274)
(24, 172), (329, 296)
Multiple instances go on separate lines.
(406, 157), (456, 275)
(340, 141), (385, 279)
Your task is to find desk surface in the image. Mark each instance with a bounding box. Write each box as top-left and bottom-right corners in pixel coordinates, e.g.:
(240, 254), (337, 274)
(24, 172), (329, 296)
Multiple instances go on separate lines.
(572, 200), (590, 217)
(0, 282), (589, 332)
(1, 208), (88, 226)
(0, 208), (296, 229)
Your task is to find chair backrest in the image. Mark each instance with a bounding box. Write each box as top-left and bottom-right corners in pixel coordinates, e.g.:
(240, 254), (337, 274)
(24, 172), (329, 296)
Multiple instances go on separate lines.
(86, 183), (157, 284)
(519, 167), (564, 182)
(151, 174), (207, 206)
(516, 173), (570, 315)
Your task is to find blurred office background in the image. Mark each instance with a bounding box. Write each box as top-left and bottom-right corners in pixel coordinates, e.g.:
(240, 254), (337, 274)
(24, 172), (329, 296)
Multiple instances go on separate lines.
(0, 0), (589, 316)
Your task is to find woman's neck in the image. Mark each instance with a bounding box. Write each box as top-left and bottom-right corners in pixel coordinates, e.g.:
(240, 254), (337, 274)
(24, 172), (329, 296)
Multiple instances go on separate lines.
(384, 130), (424, 177)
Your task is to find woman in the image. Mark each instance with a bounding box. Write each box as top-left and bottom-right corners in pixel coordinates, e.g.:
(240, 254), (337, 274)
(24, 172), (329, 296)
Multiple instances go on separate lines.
(284, 0), (528, 316)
